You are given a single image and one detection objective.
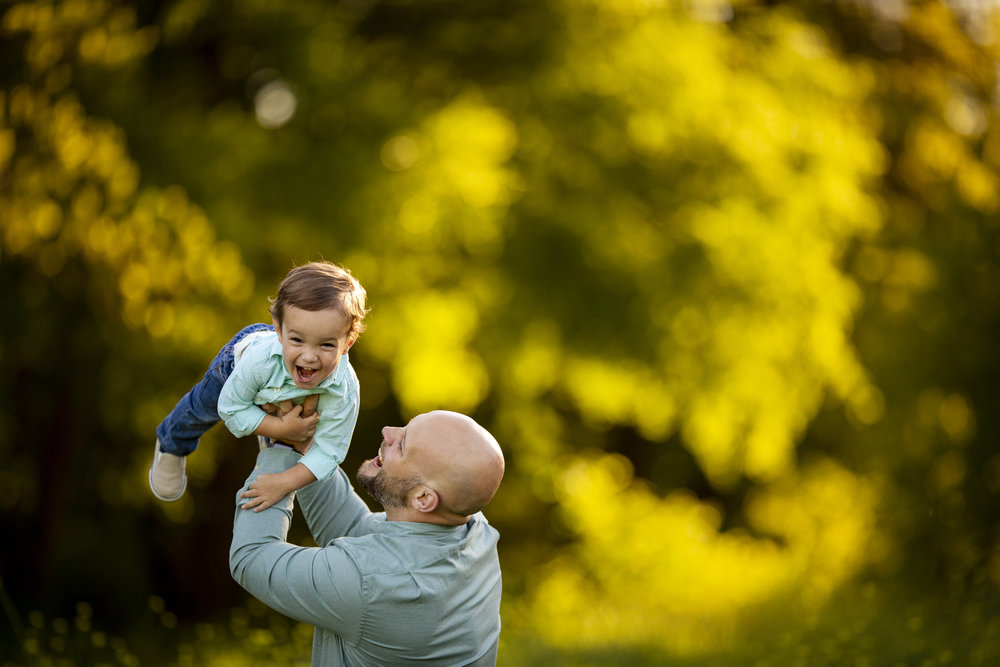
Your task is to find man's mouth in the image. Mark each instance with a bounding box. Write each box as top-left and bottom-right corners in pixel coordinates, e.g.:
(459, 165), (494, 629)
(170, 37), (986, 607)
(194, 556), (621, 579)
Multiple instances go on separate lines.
(373, 454), (383, 468)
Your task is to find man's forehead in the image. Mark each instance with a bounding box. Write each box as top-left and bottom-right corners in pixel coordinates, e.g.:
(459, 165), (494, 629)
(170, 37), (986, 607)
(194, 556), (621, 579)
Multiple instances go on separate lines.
(403, 415), (435, 449)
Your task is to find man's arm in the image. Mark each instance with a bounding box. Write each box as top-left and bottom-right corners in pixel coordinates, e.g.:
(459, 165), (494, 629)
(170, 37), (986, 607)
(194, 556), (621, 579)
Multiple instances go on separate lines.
(229, 448), (364, 635)
(257, 396), (374, 544)
(297, 465), (375, 546)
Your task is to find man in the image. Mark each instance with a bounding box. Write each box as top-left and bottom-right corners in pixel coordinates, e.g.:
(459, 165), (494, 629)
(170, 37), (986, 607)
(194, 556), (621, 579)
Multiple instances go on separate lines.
(230, 409), (505, 666)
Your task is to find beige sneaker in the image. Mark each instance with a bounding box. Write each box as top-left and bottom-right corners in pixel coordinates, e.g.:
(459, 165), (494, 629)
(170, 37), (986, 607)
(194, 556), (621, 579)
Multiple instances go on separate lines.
(149, 440), (187, 501)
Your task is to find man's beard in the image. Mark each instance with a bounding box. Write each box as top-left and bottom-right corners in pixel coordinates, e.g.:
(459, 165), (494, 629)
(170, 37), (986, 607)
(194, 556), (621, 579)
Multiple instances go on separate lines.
(357, 464), (418, 508)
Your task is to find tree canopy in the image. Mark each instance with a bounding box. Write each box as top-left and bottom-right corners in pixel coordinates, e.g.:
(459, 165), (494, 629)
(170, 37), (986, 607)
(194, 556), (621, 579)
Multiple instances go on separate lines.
(1, 0), (998, 664)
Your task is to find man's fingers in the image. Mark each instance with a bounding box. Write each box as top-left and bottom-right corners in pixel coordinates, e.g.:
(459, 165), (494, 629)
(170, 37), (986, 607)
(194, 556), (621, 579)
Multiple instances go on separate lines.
(266, 397), (318, 419)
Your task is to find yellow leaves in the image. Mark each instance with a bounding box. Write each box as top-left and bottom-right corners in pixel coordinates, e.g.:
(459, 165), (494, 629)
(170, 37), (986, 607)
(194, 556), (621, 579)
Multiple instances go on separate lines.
(30, 198), (62, 238)
(4, 0), (159, 73)
(371, 97), (520, 260)
(0, 119), (13, 168)
(917, 388), (976, 447)
(855, 244), (936, 315)
(110, 190), (255, 339)
(908, 1), (983, 74)
(427, 98), (519, 209)
(119, 260), (149, 301)
(899, 111), (998, 212)
(2, 3), (246, 334)
(625, 110), (669, 154)
(397, 194), (438, 235)
(845, 384), (886, 428)
(908, 120), (965, 180)
(2, 69), (253, 344)
(380, 134), (419, 172)
(366, 290), (490, 415)
(522, 453), (877, 651)
(561, 356), (677, 441)
(508, 321), (561, 399)
(955, 159), (998, 211)
(392, 347), (490, 414)
(383, 97), (518, 209)
(746, 458), (878, 606)
(938, 393), (974, 443)
(1, 1), (54, 33)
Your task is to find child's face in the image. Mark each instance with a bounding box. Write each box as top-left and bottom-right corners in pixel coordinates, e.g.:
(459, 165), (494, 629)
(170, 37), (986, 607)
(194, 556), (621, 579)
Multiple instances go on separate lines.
(273, 305), (355, 390)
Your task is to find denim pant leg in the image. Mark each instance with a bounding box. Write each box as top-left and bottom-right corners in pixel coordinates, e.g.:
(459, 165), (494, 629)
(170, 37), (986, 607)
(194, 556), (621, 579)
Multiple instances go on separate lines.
(156, 323), (275, 456)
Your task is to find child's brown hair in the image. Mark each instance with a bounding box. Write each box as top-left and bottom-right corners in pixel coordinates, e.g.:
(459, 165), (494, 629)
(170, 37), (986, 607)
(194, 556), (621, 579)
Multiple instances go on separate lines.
(269, 262), (369, 341)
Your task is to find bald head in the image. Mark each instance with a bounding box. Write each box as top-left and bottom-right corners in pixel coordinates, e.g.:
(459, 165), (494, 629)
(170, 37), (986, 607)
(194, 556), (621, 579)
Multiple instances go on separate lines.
(359, 411), (505, 525)
(406, 411), (505, 518)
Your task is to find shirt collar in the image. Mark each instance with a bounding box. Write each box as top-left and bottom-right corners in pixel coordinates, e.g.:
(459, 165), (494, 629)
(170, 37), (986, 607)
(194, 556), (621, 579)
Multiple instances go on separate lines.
(368, 513), (478, 536)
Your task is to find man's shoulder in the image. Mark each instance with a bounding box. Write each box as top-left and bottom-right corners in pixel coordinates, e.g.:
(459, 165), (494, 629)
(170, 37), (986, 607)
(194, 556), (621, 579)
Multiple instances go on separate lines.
(333, 517), (498, 574)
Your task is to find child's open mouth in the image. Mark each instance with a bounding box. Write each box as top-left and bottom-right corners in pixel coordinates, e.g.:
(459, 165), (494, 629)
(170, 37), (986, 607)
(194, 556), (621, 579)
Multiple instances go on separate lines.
(296, 366), (318, 384)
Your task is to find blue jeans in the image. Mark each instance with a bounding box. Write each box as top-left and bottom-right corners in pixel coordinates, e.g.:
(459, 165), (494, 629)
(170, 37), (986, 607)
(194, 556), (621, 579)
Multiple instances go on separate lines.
(156, 323), (274, 456)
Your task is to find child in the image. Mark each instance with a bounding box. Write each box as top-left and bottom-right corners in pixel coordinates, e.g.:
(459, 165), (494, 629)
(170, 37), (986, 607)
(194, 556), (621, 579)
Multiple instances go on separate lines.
(150, 261), (369, 511)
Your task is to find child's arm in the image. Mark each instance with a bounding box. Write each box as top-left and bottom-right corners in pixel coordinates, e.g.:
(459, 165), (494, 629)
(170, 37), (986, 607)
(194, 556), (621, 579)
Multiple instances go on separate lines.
(241, 462), (317, 512)
(296, 387), (359, 482)
(219, 343), (312, 440)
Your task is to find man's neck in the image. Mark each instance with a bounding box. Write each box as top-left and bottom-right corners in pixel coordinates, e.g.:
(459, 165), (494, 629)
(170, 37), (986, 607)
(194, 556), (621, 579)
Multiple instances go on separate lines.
(384, 506), (469, 526)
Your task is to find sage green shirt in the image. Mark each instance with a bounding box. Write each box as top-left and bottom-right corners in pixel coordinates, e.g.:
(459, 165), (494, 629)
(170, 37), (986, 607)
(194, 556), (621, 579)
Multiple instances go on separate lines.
(230, 448), (502, 666)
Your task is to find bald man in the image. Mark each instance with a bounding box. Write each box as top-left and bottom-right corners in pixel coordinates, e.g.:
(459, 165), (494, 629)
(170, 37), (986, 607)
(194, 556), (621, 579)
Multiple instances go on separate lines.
(230, 410), (505, 666)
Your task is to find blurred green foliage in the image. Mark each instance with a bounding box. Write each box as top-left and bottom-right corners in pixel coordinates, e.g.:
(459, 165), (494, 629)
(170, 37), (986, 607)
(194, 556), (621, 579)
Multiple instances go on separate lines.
(1, 0), (998, 664)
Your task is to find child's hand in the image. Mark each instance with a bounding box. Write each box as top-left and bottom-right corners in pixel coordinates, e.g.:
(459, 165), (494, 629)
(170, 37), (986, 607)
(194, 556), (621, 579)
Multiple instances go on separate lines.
(240, 473), (292, 512)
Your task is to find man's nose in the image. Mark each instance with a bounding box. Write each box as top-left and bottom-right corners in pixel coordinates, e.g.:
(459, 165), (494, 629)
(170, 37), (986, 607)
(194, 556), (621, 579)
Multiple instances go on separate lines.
(381, 426), (401, 444)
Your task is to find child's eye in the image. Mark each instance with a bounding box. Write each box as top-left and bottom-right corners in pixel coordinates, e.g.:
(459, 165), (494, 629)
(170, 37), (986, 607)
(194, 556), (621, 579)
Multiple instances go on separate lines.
(322, 343), (336, 349)
(290, 337), (303, 344)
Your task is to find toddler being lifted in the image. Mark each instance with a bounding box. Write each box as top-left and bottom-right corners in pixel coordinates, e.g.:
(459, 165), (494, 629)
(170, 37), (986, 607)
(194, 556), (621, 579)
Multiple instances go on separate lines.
(149, 261), (369, 511)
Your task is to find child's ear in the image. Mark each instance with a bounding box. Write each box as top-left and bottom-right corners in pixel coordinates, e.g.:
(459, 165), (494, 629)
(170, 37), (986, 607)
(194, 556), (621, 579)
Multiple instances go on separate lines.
(272, 317), (282, 339)
(344, 336), (356, 350)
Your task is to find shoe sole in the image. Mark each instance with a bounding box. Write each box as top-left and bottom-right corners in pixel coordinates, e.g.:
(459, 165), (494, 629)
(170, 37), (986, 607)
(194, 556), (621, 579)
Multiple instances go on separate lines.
(149, 441), (187, 502)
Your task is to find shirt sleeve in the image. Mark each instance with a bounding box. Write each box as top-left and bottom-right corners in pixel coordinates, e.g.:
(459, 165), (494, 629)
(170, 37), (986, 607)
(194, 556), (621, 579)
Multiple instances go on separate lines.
(229, 448), (365, 638)
(297, 466), (376, 547)
(297, 366), (360, 480)
(217, 345), (271, 438)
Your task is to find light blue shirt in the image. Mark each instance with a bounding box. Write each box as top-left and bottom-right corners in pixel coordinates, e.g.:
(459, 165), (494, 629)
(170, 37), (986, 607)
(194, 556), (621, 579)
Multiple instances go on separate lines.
(230, 448), (502, 666)
(217, 332), (359, 480)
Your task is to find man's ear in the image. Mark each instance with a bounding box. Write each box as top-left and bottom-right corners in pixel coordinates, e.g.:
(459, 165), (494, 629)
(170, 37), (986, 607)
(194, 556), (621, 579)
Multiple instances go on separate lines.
(409, 485), (439, 514)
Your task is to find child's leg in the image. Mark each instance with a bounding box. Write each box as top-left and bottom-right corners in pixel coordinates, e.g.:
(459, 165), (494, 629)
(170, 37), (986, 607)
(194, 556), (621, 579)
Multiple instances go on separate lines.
(156, 323), (274, 456)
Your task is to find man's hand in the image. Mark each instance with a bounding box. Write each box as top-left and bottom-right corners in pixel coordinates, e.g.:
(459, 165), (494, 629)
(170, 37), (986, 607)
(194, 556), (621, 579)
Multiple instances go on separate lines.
(260, 396), (319, 454)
